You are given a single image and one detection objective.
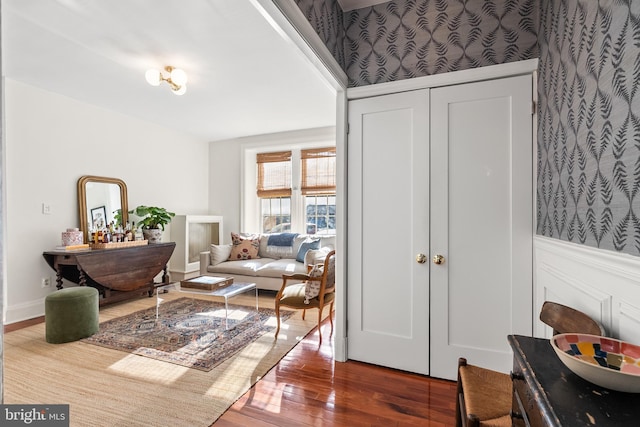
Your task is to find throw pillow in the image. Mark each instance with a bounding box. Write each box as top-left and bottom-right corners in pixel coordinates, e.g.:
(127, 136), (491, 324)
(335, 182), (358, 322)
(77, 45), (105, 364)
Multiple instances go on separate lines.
(210, 244), (232, 266)
(295, 238), (321, 263)
(228, 232), (260, 260)
(304, 264), (324, 304)
(260, 233), (298, 259)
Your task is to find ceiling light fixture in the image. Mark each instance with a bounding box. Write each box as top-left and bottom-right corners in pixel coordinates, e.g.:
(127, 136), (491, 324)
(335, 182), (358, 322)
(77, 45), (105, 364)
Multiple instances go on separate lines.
(145, 66), (188, 95)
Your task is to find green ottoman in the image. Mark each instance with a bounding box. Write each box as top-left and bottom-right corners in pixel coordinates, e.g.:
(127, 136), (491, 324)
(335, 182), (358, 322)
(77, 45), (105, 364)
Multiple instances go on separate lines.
(45, 287), (99, 344)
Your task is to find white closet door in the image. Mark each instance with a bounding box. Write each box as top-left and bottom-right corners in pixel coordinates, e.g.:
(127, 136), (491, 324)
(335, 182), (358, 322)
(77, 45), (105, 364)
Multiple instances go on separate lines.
(429, 74), (533, 380)
(347, 89), (430, 374)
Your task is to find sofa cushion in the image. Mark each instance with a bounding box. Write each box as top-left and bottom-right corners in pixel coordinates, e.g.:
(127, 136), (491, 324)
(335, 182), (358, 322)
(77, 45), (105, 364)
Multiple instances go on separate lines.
(208, 258), (274, 276)
(256, 259), (307, 278)
(304, 247), (331, 266)
(210, 244), (232, 266)
(229, 232), (260, 260)
(296, 238), (320, 262)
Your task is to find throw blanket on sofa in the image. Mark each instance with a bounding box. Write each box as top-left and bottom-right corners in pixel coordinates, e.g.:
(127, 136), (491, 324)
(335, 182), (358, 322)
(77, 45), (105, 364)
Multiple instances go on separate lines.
(267, 233), (298, 257)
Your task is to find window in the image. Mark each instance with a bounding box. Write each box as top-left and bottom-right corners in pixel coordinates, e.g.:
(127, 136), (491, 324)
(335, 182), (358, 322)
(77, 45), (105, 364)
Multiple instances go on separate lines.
(301, 148), (336, 235)
(257, 147), (336, 235)
(256, 151), (292, 232)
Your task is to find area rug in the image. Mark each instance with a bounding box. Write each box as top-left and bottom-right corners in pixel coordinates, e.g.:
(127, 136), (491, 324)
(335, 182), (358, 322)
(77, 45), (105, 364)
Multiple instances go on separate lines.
(83, 297), (293, 371)
(4, 293), (322, 426)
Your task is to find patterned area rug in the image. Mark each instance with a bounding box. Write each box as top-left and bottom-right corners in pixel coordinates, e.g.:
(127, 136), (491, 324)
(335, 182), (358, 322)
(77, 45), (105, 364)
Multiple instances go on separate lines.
(83, 297), (292, 371)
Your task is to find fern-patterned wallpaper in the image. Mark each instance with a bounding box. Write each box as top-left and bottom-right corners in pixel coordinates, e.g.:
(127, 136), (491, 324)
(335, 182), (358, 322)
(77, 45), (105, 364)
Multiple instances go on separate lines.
(342, 0), (538, 86)
(294, 0), (345, 70)
(296, 0), (538, 87)
(537, 1), (640, 256)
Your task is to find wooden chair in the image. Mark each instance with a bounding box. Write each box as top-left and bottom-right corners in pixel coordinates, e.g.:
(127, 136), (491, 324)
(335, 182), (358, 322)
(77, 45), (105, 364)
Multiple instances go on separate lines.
(539, 300), (606, 336)
(455, 301), (605, 427)
(274, 250), (336, 343)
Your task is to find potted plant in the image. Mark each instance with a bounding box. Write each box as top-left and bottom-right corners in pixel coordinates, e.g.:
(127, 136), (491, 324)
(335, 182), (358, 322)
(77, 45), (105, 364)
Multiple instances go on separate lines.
(129, 205), (175, 243)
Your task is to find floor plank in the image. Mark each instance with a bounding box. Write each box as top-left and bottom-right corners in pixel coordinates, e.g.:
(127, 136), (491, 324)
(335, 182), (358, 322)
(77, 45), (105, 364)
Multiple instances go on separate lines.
(214, 316), (457, 426)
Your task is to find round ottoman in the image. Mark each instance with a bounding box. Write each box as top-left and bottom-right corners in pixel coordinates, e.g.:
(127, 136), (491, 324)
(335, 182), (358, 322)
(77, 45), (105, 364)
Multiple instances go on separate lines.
(45, 287), (99, 344)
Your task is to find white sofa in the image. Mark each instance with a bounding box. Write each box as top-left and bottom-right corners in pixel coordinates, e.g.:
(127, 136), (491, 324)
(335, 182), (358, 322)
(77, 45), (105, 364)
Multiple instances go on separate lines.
(199, 233), (335, 291)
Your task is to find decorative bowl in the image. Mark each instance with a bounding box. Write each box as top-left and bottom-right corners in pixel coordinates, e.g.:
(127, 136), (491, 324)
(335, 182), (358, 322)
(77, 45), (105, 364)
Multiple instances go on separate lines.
(551, 333), (640, 393)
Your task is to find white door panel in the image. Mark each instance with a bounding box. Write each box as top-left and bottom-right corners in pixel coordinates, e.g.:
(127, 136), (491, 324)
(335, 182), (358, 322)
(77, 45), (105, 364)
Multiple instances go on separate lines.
(347, 89), (430, 374)
(346, 74), (533, 380)
(430, 74), (533, 380)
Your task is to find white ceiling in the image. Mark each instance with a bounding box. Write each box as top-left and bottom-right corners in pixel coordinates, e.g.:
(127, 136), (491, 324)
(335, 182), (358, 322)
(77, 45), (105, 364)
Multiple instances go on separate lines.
(2, 0), (337, 142)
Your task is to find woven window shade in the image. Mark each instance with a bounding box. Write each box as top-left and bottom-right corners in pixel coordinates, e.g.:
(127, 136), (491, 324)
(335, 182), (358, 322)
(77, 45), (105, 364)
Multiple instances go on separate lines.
(301, 147), (336, 195)
(257, 151), (292, 198)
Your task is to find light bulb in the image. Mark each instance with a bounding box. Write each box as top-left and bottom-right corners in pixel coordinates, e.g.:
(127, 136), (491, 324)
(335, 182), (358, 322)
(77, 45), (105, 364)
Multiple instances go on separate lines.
(172, 84), (187, 96)
(170, 68), (188, 86)
(145, 69), (161, 86)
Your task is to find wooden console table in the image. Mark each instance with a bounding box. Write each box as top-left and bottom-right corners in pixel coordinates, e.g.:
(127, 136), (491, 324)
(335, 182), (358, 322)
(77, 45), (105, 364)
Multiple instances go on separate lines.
(508, 334), (640, 426)
(43, 242), (175, 306)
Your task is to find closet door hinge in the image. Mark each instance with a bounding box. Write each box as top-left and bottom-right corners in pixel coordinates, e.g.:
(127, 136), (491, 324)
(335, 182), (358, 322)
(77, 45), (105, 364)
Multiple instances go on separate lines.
(531, 101), (536, 115)
(346, 123), (350, 134)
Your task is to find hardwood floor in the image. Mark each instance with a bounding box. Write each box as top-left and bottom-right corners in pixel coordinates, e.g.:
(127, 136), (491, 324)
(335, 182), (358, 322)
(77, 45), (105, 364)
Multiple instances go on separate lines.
(214, 317), (457, 426)
(4, 300), (457, 426)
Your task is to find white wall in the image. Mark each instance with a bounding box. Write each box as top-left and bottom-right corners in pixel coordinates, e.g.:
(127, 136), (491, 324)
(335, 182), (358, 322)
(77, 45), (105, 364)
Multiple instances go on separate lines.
(4, 79), (210, 323)
(208, 126), (336, 243)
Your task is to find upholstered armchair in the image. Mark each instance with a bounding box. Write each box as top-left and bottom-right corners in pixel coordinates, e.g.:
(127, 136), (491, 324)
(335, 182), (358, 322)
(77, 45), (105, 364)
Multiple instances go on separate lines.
(274, 250), (336, 343)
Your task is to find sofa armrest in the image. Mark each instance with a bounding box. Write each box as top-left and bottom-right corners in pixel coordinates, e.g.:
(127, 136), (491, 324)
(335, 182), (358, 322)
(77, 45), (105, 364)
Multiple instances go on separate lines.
(200, 251), (211, 275)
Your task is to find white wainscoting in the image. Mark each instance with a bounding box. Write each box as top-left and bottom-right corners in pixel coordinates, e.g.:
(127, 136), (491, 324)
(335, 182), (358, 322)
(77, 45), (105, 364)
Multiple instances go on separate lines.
(534, 236), (640, 344)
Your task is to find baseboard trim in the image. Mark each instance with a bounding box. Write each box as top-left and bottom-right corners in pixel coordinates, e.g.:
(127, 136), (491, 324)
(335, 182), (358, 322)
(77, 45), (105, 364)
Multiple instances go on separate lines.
(5, 316), (45, 332)
(5, 298), (47, 326)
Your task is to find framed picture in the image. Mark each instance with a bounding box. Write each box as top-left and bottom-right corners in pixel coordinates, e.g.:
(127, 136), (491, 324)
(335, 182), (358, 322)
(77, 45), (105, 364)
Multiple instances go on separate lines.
(91, 205), (107, 229)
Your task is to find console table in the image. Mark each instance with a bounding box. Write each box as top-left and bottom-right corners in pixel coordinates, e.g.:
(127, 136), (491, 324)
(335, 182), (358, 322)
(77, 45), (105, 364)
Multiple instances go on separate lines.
(508, 334), (640, 426)
(43, 242), (175, 306)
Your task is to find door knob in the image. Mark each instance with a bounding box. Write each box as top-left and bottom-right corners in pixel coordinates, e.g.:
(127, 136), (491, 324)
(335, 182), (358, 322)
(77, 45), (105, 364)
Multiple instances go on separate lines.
(416, 253), (427, 264)
(432, 254), (445, 265)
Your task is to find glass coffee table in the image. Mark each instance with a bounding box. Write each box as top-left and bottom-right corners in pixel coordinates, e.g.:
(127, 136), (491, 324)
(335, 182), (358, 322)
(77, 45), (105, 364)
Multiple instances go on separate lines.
(156, 278), (258, 329)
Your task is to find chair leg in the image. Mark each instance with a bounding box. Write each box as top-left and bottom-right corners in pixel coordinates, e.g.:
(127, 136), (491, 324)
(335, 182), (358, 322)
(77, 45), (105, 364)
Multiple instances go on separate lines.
(317, 306), (323, 344)
(275, 301), (281, 340)
(302, 308), (306, 320)
(455, 358), (466, 427)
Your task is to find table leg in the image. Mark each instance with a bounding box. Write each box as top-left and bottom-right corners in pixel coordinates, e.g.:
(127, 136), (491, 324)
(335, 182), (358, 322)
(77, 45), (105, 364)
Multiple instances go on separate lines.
(224, 296), (229, 330)
(55, 267), (64, 290)
(162, 264), (170, 284)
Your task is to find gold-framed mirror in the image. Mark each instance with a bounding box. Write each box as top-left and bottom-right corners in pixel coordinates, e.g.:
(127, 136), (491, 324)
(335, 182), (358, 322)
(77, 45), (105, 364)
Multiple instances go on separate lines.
(77, 175), (128, 243)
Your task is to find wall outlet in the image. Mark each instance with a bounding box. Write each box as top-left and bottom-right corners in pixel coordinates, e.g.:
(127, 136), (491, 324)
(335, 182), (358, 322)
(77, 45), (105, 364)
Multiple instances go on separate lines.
(41, 277), (51, 288)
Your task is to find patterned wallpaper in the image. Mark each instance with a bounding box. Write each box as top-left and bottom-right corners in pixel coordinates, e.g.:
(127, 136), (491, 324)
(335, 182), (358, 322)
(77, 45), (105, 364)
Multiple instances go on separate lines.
(294, 0), (345, 70)
(537, 1), (640, 256)
(296, 0), (538, 87)
(342, 0), (539, 86)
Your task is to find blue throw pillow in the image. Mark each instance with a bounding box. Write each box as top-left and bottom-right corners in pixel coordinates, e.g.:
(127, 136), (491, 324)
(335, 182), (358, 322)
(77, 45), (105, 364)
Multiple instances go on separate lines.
(296, 239), (320, 262)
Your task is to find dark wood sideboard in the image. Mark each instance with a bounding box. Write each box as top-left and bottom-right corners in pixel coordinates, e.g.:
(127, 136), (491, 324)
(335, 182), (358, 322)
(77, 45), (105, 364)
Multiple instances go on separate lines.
(508, 334), (640, 426)
(43, 242), (175, 306)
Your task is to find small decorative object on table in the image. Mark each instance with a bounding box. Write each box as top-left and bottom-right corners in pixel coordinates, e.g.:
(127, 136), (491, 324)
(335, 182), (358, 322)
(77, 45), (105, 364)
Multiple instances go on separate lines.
(61, 228), (84, 247)
(181, 276), (234, 291)
(551, 333), (640, 393)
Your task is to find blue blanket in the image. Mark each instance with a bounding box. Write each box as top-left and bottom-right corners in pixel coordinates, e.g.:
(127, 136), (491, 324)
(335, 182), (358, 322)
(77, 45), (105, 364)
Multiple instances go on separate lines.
(268, 232), (298, 246)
